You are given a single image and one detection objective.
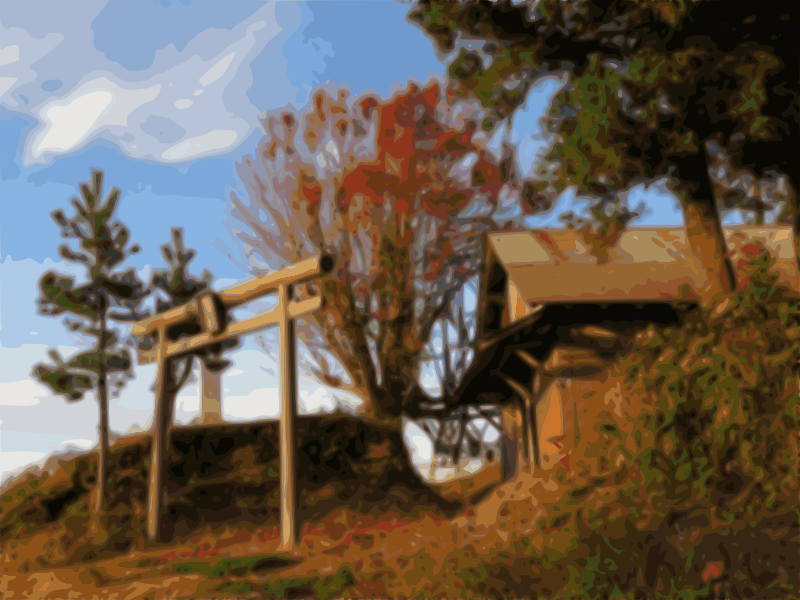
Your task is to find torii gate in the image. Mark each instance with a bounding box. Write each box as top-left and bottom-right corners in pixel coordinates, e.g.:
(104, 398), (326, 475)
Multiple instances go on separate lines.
(133, 254), (335, 550)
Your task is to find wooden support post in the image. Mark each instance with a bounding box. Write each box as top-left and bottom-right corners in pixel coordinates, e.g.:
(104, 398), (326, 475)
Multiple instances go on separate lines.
(530, 371), (546, 472)
(278, 284), (298, 552)
(500, 402), (524, 482)
(147, 326), (168, 542)
(523, 391), (536, 473)
(514, 350), (539, 473)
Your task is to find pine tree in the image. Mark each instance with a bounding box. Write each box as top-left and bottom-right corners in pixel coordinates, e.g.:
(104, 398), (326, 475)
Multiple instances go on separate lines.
(33, 169), (147, 515)
(140, 228), (236, 541)
(145, 227), (236, 411)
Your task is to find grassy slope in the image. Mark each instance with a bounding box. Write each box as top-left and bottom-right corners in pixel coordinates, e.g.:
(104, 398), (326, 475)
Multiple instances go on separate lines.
(3, 368), (796, 600)
(3, 254), (799, 600)
(1, 416), (460, 569)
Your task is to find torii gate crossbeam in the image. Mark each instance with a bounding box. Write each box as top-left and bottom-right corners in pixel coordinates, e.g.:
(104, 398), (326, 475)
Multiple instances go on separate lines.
(133, 254), (335, 550)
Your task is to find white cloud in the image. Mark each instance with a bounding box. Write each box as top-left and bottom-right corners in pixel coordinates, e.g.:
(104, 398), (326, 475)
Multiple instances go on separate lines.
(32, 79), (161, 158)
(0, 380), (51, 406)
(224, 387), (279, 422)
(177, 393), (200, 413)
(37, 89), (114, 152)
(162, 129), (239, 161)
(0, 452), (47, 484)
(0, 77), (17, 97)
(0, 44), (20, 66)
(61, 438), (93, 449)
(0, 25), (66, 109)
(199, 51), (236, 87)
(299, 387), (336, 413)
(12, 3), (291, 166)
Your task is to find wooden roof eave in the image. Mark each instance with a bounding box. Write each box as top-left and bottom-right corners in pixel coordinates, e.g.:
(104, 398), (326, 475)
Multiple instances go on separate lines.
(445, 300), (698, 409)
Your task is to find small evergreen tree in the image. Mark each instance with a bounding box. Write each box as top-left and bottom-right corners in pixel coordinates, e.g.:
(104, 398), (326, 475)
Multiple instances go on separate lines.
(140, 228), (237, 541)
(33, 169), (147, 515)
(145, 227), (236, 404)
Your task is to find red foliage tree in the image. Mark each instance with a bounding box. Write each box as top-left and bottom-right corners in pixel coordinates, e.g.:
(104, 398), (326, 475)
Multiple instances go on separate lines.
(229, 81), (518, 417)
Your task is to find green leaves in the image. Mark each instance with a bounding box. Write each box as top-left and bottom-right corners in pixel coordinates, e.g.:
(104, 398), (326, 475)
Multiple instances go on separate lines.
(36, 169), (148, 406)
(50, 170), (136, 274)
(140, 227), (233, 396)
(410, 0), (798, 245)
(38, 272), (96, 319)
(32, 359), (94, 401)
(148, 227), (211, 311)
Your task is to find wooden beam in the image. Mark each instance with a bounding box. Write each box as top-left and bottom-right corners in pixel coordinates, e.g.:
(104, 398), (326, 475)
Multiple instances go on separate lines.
(529, 372), (552, 472)
(543, 347), (609, 378)
(502, 375), (537, 472)
(160, 297), (321, 360)
(575, 325), (619, 340)
(278, 284), (298, 552)
(134, 299), (200, 337)
(218, 256), (333, 307)
(502, 375), (531, 403)
(477, 339), (493, 351)
(133, 254), (334, 337)
(514, 349), (540, 371)
(523, 388), (536, 473)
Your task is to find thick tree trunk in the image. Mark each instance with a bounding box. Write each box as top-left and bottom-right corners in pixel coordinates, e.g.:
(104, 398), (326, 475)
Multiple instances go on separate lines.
(671, 152), (737, 307)
(683, 201), (737, 307)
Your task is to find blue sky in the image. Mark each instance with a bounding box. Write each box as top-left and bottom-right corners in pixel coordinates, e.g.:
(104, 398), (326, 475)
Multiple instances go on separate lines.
(1, 0), (452, 483)
(0, 0), (705, 484)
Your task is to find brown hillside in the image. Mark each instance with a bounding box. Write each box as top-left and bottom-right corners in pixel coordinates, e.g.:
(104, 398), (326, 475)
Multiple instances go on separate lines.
(1, 416), (461, 568)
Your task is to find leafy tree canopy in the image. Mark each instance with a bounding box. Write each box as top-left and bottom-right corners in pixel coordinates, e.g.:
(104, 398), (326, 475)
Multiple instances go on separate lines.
(410, 0), (799, 284)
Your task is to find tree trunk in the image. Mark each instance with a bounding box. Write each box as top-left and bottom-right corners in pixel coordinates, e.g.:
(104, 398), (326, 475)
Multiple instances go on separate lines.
(683, 200), (737, 307)
(95, 309), (109, 516)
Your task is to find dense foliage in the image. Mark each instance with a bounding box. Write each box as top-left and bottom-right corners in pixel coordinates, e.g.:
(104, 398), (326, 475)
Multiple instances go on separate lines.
(410, 0), (800, 298)
(568, 247), (799, 598)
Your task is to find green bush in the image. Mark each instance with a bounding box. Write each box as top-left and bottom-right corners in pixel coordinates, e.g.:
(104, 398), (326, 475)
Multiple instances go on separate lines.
(577, 248), (799, 599)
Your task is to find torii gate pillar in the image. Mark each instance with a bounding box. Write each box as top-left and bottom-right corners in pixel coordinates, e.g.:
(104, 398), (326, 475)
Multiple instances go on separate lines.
(278, 283), (298, 551)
